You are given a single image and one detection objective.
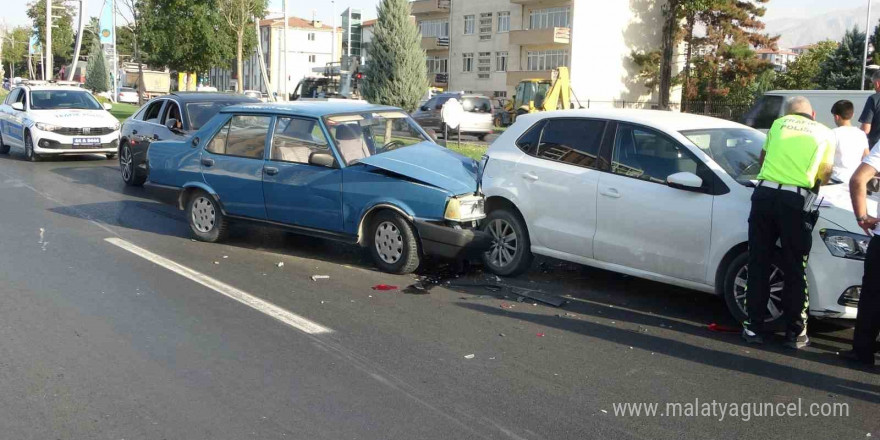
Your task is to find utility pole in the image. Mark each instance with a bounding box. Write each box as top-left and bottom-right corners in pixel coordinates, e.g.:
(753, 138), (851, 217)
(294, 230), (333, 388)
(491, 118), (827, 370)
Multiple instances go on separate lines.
(282, 0), (288, 100)
(112, 0), (118, 101)
(46, 0), (52, 79)
(331, 1), (336, 63)
(69, 0), (86, 82)
(863, 0), (874, 90)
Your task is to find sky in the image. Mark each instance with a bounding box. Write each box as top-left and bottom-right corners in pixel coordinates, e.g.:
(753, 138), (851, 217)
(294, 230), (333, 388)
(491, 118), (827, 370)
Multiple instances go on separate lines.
(1, 0), (875, 30)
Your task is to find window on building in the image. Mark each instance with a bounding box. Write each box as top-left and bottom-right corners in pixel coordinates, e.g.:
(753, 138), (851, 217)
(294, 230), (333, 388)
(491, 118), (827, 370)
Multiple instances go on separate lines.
(529, 6), (571, 29)
(479, 12), (493, 40)
(462, 53), (474, 72)
(526, 49), (570, 71)
(426, 56), (449, 74)
(497, 11), (510, 33)
(309, 55), (316, 63)
(493, 91), (507, 98)
(495, 51), (508, 72)
(308, 32), (315, 41)
(419, 19), (450, 38)
(478, 52), (491, 79)
(464, 15), (475, 35)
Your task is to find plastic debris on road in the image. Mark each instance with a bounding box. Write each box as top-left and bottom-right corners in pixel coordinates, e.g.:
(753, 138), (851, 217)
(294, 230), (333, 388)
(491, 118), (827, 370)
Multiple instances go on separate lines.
(213, 261), (219, 265)
(371, 284), (398, 291)
(311, 275), (330, 281)
(464, 354), (475, 359)
(536, 332), (545, 337)
(707, 323), (740, 333)
(277, 262), (284, 268)
(222, 255), (228, 259)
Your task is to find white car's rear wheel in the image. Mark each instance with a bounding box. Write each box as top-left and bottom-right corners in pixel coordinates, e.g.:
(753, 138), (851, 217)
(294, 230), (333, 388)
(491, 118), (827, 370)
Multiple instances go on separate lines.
(481, 208), (532, 277)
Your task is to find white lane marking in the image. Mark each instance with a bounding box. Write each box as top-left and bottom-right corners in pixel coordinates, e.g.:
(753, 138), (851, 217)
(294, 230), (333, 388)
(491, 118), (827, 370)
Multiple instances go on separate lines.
(105, 237), (332, 335)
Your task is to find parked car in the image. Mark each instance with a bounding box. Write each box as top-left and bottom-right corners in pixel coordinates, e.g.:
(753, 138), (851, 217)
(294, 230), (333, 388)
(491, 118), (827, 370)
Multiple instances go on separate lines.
(118, 87), (139, 104)
(0, 83), (120, 161)
(742, 90), (875, 131)
(146, 101), (490, 273)
(119, 92), (259, 186)
(242, 90), (267, 102)
(481, 109), (869, 323)
(412, 93), (494, 140)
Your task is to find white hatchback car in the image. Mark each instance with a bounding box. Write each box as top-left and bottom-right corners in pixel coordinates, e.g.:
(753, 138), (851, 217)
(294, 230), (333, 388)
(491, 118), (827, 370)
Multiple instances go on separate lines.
(0, 83), (120, 161)
(481, 109), (871, 323)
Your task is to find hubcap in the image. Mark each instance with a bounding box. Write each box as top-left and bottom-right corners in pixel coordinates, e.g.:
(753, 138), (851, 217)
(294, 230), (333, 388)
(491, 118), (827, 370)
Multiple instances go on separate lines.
(191, 197), (216, 233)
(374, 221), (403, 264)
(120, 147), (132, 181)
(733, 264), (785, 321)
(485, 218), (517, 268)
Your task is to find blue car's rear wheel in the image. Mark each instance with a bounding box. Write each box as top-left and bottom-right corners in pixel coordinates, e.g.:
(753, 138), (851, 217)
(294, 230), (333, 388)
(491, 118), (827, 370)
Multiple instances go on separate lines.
(187, 190), (228, 243)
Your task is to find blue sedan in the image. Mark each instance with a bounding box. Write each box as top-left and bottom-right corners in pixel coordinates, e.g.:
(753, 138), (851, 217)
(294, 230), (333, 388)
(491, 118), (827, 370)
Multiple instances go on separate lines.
(146, 101), (490, 274)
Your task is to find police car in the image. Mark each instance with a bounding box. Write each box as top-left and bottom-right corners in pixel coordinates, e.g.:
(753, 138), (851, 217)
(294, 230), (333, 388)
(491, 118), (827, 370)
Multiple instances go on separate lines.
(0, 82), (121, 161)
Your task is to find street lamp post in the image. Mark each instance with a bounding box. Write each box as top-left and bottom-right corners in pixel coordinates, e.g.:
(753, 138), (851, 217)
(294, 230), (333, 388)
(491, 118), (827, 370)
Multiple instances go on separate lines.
(863, 0), (874, 90)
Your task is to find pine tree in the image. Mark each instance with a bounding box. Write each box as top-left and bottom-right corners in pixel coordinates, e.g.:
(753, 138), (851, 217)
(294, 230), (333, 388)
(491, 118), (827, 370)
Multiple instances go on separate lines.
(363, 0), (428, 112)
(774, 41), (837, 90)
(817, 28), (866, 90)
(84, 36), (109, 93)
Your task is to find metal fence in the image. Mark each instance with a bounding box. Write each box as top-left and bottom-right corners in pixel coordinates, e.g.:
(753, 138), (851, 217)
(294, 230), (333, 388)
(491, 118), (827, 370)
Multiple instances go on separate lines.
(574, 99), (752, 122)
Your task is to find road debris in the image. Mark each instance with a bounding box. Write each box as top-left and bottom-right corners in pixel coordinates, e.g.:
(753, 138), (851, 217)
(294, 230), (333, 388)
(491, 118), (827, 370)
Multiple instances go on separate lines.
(38, 228), (45, 244)
(222, 255), (228, 259)
(311, 275), (329, 281)
(213, 261), (219, 265)
(509, 286), (566, 307)
(464, 354), (475, 359)
(500, 303), (514, 309)
(371, 284), (398, 291)
(707, 323), (740, 333)
(536, 332), (545, 338)
(601, 410), (607, 414)
(276, 262), (284, 268)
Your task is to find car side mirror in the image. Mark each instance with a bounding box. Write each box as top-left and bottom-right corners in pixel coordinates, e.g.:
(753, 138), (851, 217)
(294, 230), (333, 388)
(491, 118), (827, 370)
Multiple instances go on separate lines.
(11, 102), (23, 111)
(191, 136), (200, 148)
(667, 172), (704, 192)
(309, 152), (336, 168)
(103, 102), (113, 110)
(420, 105), (428, 111)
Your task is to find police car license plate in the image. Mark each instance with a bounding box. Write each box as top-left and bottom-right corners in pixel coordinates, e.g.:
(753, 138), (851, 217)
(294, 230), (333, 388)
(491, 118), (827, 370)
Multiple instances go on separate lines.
(73, 137), (101, 146)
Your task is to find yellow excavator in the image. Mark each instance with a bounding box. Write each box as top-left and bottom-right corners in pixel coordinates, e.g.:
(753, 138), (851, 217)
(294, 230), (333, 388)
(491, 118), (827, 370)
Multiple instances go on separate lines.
(500, 67), (572, 126)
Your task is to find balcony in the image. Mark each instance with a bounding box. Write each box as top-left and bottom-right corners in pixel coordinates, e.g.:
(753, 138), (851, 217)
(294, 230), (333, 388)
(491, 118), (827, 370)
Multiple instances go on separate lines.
(506, 70), (553, 86)
(429, 73), (448, 87)
(410, 0), (450, 15)
(509, 27), (571, 46)
(421, 36), (450, 51)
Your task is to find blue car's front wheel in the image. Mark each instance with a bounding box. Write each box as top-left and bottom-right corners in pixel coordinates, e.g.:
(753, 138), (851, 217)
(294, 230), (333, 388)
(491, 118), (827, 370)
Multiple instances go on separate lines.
(369, 210), (420, 274)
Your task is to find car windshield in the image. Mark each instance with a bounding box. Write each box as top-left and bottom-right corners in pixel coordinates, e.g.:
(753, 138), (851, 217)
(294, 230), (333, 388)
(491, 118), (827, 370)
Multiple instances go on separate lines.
(462, 97), (492, 113)
(680, 128), (765, 185)
(186, 101), (248, 130)
(324, 111), (430, 165)
(29, 90), (103, 110)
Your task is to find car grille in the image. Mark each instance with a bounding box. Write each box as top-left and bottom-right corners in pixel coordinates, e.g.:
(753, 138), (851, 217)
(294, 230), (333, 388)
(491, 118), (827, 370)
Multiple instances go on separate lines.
(53, 127), (116, 136)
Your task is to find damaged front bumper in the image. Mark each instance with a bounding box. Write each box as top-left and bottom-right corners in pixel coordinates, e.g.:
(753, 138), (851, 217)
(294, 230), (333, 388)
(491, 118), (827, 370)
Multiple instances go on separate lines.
(414, 220), (491, 260)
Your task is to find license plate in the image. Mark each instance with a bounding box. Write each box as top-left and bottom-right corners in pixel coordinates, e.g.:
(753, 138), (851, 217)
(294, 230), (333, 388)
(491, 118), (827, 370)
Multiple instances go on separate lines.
(73, 137), (101, 146)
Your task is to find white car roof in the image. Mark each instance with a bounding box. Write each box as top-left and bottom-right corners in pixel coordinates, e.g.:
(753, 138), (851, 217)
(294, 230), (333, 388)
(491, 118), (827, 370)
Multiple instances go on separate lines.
(21, 85), (89, 92)
(516, 108), (750, 133)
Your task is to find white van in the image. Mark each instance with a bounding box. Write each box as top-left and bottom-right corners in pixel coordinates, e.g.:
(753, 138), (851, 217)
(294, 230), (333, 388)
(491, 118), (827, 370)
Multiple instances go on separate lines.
(742, 90), (875, 130)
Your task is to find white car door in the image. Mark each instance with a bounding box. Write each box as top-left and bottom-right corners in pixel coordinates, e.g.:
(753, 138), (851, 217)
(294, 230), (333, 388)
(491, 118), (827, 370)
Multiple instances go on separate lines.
(593, 122), (713, 283)
(0, 88), (24, 148)
(513, 117), (607, 258)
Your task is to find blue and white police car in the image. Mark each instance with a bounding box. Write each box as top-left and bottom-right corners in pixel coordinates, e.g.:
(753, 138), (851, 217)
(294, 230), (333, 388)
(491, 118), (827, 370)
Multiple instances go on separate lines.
(0, 82), (121, 161)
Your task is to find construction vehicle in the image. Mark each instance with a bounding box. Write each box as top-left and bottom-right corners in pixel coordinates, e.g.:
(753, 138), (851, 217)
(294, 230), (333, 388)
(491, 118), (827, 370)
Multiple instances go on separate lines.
(291, 62), (364, 101)
(499, 66), (573, 126)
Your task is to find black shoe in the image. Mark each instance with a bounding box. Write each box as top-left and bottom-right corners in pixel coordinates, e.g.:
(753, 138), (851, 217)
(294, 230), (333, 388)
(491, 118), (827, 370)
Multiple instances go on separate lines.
(784, 332), (810, 349)
(742, 329), (764, 345)
(839, 349), (876, 367)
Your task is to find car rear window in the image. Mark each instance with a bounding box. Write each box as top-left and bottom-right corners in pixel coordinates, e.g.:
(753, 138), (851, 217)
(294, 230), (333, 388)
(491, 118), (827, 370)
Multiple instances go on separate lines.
(462, 97), (492, 113)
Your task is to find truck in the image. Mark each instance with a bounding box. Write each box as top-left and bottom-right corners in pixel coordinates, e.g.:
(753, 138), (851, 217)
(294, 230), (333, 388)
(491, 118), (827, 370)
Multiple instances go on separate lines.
(120, 63), (171, 100)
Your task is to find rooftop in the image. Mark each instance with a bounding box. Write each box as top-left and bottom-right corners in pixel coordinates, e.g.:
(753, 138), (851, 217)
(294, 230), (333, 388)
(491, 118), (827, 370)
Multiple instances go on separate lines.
(514, 108), (748, 132)
(222, 101), (402, 118)
(259, 16), (340, 31)
(168, 92), (261, 103)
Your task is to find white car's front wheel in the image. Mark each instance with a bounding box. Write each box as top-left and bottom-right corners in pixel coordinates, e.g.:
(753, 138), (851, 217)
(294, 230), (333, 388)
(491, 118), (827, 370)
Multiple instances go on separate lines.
(722, 251), (786, 326)
(24, 133), (40, 162)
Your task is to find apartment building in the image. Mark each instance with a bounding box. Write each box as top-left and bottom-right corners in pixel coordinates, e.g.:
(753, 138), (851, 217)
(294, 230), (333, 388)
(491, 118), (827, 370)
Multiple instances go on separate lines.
(756, 48), (798, 72)
(208, 16), (342, 97)
(410, 0), (677, 105)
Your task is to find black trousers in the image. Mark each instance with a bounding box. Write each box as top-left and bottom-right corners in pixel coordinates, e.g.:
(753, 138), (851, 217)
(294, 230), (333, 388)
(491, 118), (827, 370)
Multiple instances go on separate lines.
(853, 236), (880, 360)
(745, 186), (813, 335)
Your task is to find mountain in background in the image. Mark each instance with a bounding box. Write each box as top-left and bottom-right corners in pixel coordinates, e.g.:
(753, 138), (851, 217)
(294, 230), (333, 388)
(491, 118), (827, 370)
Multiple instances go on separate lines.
(765, 4), (873, 48)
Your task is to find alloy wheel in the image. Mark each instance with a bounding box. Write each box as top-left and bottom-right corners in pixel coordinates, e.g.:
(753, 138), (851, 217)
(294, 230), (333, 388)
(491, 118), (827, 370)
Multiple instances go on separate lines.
(733, 264), (785, 321)
(191, 197), (216, 233)
(120, 146), (133, 181)
(374, 221), (403, 264)
(486, 218), (518, 268)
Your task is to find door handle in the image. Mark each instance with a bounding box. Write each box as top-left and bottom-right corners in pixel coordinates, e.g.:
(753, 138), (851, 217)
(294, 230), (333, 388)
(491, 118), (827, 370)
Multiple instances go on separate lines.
(264, 166), (279, 176)
(132, 129), (138, 135)
(521, 172), (539, 181)
(201, 158), (214, 167)
(600, 188), (621, 199)
(153, 134), (160, 140)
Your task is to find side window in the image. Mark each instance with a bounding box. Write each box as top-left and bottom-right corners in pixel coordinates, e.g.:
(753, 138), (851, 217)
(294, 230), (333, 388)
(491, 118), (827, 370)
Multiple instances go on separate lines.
(143, 100), (164, 122)
(271, 117), (331, 165)
(16, 89), (27, 107)
(6, 89), (20, 105)
(534, 118), (606, 169)
(515, 120), (546, 155)
(223, 115), (271, 159)
(161, 101), (182, 128)
(207, 121), (230, 154)
(611, 124), (707, 187)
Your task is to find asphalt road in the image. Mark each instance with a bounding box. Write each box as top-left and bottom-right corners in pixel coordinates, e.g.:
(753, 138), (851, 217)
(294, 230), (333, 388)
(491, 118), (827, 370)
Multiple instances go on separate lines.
(0, 151), (877, 440)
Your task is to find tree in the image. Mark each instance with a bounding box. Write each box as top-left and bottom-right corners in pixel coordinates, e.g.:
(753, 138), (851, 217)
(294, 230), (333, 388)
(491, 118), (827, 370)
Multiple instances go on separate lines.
(817, 28), (867, 90)
(219, 0), (267, 92)
(84, 36), (109, 92)
(655, 0), (715, 109)
(139, 0), (233, 75)
(2, 27), (31, 79)
(27, 0), (76, 76)
(871, 19), (880, 65)
(630, 49), (661, 93)
(363, 0), (428, 112)
(774, 41), (836, 90)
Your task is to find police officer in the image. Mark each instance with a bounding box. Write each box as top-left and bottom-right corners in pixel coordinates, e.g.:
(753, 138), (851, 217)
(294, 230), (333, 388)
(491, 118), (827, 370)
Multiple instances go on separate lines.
(743, 96), (835, 348)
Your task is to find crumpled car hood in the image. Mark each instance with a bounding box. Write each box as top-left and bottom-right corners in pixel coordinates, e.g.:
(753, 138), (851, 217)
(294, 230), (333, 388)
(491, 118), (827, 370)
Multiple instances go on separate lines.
(358, 142), (479, 195)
